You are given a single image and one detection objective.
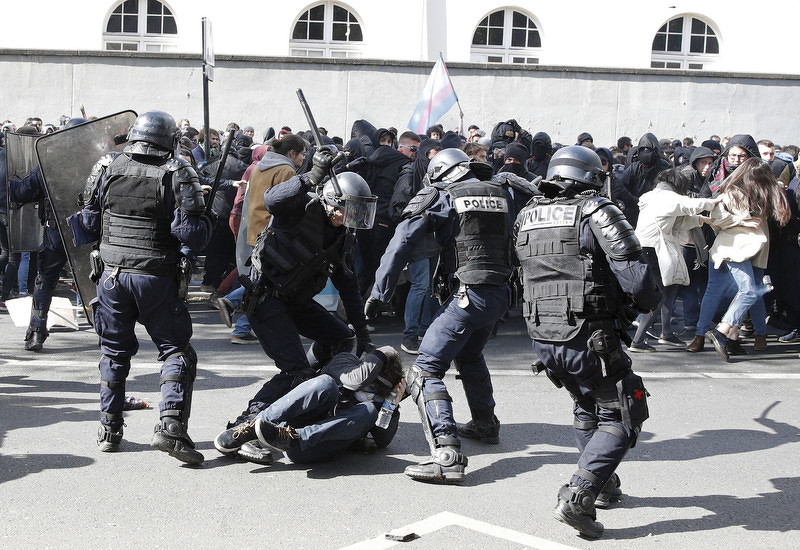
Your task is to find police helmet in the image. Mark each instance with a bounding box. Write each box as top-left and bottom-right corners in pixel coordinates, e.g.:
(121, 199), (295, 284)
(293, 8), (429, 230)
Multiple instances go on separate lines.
(63, 118), (87, 129)
(545, 145), (605, 189)
(128, 110), (180, 152)
(322, 172), (378, 230)
(427, 148), (471, 184)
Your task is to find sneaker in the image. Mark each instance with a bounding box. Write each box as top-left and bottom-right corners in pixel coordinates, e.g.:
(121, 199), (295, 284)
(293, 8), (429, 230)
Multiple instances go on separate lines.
(706, 329), (730, 362)
(658, 333), (685, 347)
(645, 329), (659, 340)
(0, 301), (7, 312)
(254, 418), (300, 452)
(231, 332), (260, 345)
(457, 416), (500, 444)
(217, 297), (235, 328)
(401, 336), (420, 354)
(628, 342), (656, 353)
(214, 420), (258, 454)
(237, 441), (274, 465)
(739, 325), (754, 338)
(122, 396), (149, 410)
(778, 329), (798, 343)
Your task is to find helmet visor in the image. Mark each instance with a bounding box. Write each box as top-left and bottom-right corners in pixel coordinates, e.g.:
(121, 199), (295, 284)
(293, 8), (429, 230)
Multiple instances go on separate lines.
(342, 194), (377, 229)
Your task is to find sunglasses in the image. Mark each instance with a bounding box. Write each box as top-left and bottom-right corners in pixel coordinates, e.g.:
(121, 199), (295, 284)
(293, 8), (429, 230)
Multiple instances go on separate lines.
(399, 144), (418, 152)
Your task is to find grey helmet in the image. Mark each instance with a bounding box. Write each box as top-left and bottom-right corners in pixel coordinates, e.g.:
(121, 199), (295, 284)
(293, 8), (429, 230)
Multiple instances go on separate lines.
(128, 110), (180, 152)
(427, 148), (471, 184)
(321, 172), (378, 229)
(545, 145), (606, 190)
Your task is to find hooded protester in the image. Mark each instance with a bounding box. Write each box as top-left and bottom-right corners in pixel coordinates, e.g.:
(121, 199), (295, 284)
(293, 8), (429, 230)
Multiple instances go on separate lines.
(498, 142), (535, 181)
(526, 131), (553, 179)
(616, 133), (672, 226)
(357, 128), (414, 297)
(703, 134), (760, 197)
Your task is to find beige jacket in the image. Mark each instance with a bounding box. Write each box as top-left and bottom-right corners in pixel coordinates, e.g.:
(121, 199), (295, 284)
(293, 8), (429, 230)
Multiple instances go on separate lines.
(708, 194), (769, 269)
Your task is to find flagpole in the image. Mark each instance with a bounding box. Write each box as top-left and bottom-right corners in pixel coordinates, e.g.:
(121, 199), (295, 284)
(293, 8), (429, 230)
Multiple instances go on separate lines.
(439, 53), (464, 135)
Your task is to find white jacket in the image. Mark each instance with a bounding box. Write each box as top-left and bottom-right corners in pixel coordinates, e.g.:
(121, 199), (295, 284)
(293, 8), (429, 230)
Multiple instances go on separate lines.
(634, 186), (716, 286)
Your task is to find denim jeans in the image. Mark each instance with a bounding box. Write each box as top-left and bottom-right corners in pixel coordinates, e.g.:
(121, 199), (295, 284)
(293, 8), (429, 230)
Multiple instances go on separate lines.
(258, 374), (377, 463)
(697, 260), (765, 336)
(403, 258), (437, 339)
(721, 260), (767, 333)
(224, 285), (251, 337)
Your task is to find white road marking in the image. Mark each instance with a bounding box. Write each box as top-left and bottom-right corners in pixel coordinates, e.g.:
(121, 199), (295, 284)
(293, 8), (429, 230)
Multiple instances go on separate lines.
(339, 511), (580, 550)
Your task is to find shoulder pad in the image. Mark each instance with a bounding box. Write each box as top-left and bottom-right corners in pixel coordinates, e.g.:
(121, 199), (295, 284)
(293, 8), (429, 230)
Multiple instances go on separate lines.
(82, 153), (119, 206)
(164, 157), (192, 172)
(492, 172), (540, 200)
(581, 195), (614, 217)
(401, 186), (439, 220)
(585, 197), (641, 261)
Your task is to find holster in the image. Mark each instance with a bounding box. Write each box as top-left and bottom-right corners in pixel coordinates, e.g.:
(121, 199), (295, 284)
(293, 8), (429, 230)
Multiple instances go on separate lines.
(175, 255), (192, 300)
(89, 248), (105, 284)
(586, 320), (626, 380)
(617, 371), (650, 447)
(240, 273), (273, 318)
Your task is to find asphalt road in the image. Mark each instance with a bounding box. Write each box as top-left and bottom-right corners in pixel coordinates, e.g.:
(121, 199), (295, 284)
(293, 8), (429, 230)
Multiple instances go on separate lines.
(2, 287), (799, 549)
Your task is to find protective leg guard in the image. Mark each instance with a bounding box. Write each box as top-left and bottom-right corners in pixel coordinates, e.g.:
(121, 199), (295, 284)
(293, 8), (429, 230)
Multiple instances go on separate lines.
(457, 415), (500, 444)
(406, 365), (448, 455)
(150, 410), (204, 465)
(97, 412), (124, 452)
(595, 473), (622, 509)
(553, 484), (604, 539)
(404, 435), (468, 484)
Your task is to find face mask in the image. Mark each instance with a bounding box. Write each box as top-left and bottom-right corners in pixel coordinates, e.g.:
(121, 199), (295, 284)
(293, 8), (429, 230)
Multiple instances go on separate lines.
(533, 143), (547, 162)
(638, 149), (655, 167)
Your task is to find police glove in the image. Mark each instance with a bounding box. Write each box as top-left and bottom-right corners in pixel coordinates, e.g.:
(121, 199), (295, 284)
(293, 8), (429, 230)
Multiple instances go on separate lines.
(364, 296), (384, 321)
(307, 147), (335, 187)
(355, 325), (375, 356)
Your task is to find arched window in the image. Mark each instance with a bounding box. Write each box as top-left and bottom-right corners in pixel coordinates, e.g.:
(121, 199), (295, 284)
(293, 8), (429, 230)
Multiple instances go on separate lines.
(470, 8), (541, 65)
(290, 2), (364, 58)
(651, 15), (719, 70)
(103, 0), (178, 52)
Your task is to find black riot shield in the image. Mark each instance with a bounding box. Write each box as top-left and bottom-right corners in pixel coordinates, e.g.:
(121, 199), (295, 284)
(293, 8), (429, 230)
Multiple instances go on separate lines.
(35, 110), (137, 321)
(5, 132), (44, 252)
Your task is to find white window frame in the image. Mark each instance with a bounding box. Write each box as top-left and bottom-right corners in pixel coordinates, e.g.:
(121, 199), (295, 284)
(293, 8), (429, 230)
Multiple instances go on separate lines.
(103, 0), (178, 53)
(290, 2), (364, 59)
(651, 14), (720, 70)
(470, 8), (541, 65)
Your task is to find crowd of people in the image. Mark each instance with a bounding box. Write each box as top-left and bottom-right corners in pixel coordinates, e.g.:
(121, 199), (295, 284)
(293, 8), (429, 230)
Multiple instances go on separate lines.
(1, 110), (799, 539)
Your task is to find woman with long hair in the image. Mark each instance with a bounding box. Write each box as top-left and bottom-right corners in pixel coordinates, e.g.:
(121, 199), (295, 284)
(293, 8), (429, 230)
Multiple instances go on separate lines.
(702, 157), (791, 360)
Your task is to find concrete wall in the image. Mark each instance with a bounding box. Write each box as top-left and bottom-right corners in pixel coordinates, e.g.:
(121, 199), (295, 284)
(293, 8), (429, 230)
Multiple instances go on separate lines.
(2, 50), (799, 147)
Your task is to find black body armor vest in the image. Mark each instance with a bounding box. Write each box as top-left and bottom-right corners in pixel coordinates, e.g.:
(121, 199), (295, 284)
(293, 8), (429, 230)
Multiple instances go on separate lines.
(515, 195), (615, 342)
(99, 154), (179, 274)
(445, 179), (512, 286)
(254, 199), (347, 303)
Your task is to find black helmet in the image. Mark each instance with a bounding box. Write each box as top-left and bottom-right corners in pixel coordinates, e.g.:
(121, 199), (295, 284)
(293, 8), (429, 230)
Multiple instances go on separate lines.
(322, 172), (378, 229)
(63, 118), (86, 129)
(427, 148), (471, 184)
(128, 110), (180, 152)
(545, 146), (605, 190)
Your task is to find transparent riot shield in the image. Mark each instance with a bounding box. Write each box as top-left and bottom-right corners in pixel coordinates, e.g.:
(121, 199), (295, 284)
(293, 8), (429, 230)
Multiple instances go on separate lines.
(35, 110), (137, 321)
(5, 132), (44, 252)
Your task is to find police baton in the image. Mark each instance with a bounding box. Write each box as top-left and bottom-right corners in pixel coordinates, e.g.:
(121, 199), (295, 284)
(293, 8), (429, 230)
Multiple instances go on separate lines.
(296, 88), (343, 198)
(204, 128), (235, 216)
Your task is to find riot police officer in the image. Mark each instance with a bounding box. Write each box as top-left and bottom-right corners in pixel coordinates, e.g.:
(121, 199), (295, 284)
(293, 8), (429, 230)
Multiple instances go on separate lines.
(514, 146), (661, 537)
(214, 151), (376, 460)
(77, 111), (213, 464)
(11, 119), (86, 351)
(365, 148), (514, 484)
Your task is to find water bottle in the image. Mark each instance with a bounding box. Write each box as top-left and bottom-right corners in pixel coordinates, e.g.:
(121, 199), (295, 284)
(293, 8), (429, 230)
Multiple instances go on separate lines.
(763, 275), (773, 293)
(375, 392), (397, 429)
